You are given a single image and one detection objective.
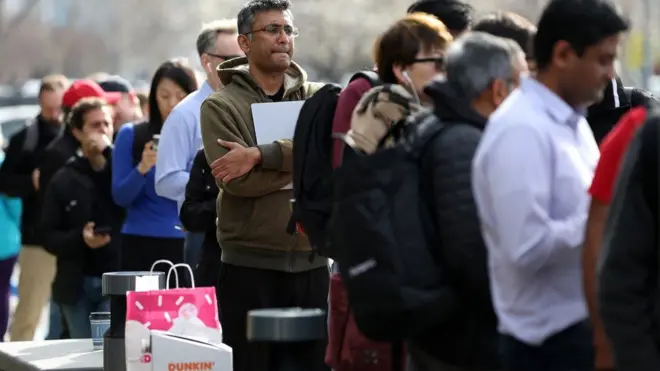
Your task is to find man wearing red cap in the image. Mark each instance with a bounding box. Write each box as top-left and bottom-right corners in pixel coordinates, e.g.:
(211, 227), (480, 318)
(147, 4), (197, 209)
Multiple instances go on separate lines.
(40, 80), (121, 194)
(29, 79), (122, 341)
(61, 80), (122, 113)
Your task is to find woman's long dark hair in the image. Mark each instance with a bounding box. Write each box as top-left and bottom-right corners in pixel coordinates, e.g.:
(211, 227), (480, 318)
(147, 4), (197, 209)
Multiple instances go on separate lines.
(147, 58), (198, 131)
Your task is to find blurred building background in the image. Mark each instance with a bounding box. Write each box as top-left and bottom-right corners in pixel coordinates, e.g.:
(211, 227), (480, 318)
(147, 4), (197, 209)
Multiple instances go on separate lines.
(0, 0), (658, 98)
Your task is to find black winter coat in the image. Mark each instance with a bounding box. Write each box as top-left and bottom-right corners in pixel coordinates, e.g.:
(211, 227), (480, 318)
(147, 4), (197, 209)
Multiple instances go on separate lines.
(0, 115), (62, 245)
(409, 79), (499, 370)
(180, 149), (221, 286)
(41, 148), (124, 304)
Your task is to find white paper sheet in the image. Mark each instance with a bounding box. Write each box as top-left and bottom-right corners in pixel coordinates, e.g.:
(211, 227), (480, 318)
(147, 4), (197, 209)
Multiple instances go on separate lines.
(251, 101), (304, 145)
(251, 101), (305, 190)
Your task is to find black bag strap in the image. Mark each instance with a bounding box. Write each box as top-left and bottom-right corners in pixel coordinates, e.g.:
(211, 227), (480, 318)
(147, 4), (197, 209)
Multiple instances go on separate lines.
(349, 70), (380, 87)
(22, 118), (39, 153)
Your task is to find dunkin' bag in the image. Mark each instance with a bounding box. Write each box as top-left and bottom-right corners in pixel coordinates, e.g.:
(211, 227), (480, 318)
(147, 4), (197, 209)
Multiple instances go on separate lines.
(125, 261), (222, 371)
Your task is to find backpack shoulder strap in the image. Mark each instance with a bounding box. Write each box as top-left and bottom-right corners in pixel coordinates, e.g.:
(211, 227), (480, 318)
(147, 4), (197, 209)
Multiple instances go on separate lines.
(407, 111), (448, 158)
(22, 118), (39, 153)
(349, 70), (380, 87)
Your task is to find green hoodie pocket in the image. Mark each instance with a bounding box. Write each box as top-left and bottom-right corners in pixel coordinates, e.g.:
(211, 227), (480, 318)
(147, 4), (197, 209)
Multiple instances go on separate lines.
(217, 193), (253, 239)
(242, 191), (292, 249)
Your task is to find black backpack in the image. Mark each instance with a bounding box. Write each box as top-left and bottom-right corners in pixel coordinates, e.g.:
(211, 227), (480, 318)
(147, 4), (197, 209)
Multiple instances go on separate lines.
(289, 71), (380, 259)
(328, 112), (453, 341)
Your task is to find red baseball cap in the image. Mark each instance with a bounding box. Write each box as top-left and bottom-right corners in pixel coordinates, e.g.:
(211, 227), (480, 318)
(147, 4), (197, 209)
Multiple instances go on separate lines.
(62, 79), (122, 108)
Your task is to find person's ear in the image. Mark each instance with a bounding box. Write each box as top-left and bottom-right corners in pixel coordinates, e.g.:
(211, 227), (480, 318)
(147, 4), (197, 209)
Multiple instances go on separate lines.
(392, 64), (406, 86)
(237, 34), (251, 55)
(491, 79), (509, 107)
(552, 40), (577, 70)
(200, 54), (212, 74)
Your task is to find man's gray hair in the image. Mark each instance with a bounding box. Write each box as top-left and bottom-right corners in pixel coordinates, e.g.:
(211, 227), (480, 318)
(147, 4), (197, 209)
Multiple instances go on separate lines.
(237, 0), (293, 37)
(196, 19), (238, 56)
(445, 31), (518, 101)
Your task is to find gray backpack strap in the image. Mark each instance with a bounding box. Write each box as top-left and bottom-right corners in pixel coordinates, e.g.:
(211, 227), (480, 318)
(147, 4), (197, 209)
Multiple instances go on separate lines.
(22, 118), (39, 153)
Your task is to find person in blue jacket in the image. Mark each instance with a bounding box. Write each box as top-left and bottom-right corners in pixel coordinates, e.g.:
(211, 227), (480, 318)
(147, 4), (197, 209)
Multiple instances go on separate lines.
(111, 59), (198, 281)
(0, 135), (21, 341)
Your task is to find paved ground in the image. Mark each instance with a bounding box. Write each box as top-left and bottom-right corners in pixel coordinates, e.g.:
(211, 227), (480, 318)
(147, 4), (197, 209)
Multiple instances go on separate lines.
(7, 265), (50, 341)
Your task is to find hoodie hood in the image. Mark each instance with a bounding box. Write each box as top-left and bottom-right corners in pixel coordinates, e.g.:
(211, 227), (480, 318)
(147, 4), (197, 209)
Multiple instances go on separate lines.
(217, 56), (307, 98)
(587, 77), (630, 115)
(424, 77), (487, 130)
(587, 77), (635, 144)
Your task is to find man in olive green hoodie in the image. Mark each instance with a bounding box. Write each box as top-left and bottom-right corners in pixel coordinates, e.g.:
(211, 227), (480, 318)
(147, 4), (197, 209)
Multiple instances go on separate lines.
(199, 1), (328, 370)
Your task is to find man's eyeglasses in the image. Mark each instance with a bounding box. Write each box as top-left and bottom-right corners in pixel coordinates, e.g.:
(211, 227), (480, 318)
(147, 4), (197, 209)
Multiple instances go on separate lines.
(246, 24), (299, 38)
(411, 57), (444, 71)
(205, 53), (242, 61)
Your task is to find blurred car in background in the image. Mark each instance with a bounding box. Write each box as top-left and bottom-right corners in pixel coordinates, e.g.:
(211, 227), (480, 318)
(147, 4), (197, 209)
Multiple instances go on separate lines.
(0, 104), (40, 141)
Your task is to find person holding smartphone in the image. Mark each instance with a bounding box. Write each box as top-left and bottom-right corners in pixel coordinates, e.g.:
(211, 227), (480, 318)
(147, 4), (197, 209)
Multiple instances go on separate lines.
(112, 60), (197, 287)
(41, 98), (125, 338)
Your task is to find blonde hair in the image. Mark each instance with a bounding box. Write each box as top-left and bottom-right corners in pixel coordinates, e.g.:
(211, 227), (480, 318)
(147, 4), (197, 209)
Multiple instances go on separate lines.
(39, 74), (69, 96)
(196, 19), (238, 55)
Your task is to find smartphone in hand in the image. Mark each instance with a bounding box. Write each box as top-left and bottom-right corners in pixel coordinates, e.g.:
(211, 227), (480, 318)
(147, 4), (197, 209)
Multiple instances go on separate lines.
(151, 134), (160, 151)
(93, 225), (112, 235)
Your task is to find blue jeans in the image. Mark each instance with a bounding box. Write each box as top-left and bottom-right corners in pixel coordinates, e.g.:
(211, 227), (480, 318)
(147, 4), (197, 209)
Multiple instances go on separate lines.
(499, 320), (594, 371)
(185, 232), (205, 269)
(45, 301), (63, 340)
(60, 276), (109, 339)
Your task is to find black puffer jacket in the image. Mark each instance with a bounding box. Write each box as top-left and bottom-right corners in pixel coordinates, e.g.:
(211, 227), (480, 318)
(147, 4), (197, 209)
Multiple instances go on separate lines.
(409, 78), (499, 370)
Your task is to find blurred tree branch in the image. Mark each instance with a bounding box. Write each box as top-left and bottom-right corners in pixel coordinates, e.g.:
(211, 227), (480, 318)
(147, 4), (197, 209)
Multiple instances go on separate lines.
(0, 0), (653, 84)
(0, 0), (39, 41)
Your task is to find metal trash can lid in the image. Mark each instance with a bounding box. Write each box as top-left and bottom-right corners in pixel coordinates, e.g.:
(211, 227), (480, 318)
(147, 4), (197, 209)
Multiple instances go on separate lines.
(247, 308), (326, 342)
(102, 271), (166, 296)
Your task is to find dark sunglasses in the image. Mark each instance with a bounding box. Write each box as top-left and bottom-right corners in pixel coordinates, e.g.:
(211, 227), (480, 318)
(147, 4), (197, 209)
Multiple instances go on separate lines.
(411, 57), (444, 70)
(205, 53), (242, 61)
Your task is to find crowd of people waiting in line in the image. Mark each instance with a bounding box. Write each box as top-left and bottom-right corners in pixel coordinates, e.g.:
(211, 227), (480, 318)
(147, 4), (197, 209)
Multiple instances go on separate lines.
(0, 0), (659, 370)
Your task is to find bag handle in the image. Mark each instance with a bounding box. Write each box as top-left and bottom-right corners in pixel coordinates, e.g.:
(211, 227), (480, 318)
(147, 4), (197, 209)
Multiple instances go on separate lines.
(150, 260), (179, 289)
(166, 263), (196, 289)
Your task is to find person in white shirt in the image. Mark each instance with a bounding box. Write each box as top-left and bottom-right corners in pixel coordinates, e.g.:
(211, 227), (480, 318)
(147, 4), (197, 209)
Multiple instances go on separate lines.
(155, 19), (243, 268)
(471, 0), (628, 370)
